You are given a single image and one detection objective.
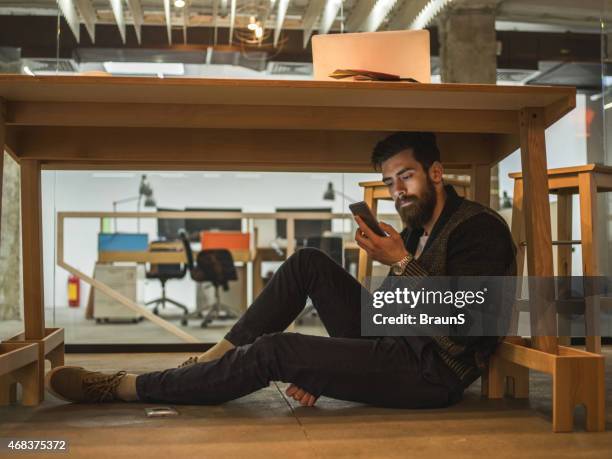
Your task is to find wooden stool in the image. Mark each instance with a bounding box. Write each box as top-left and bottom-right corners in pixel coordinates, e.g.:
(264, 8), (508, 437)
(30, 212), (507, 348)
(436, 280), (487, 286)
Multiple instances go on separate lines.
(509, 164), (612, 354)
(0, 342), (41, 406)
(6, 328), (65, 401)
(357, 176), (470, 286)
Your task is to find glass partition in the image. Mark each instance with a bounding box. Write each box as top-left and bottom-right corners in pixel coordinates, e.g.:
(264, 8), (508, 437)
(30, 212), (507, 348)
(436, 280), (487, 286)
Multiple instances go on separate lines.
(44, 170), (392, 345)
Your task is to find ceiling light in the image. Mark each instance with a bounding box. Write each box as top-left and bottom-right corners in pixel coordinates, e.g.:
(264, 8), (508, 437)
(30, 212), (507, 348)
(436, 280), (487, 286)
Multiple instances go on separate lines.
(174, 0), (186, 8)
(103, 62), (185, 76)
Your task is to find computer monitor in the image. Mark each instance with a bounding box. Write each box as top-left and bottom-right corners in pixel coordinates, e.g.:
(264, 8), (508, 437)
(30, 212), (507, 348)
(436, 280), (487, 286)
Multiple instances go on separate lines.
(184, 208), (242, 242)
(156, 208), (186, 241)
(275, 208), (332, 244)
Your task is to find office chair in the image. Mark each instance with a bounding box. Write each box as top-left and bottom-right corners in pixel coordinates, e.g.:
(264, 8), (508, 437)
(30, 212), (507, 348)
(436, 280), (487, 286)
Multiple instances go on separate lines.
(296, 236), (344, 324)
(145, 240), (189, 318)
(179, 231), (240, 328)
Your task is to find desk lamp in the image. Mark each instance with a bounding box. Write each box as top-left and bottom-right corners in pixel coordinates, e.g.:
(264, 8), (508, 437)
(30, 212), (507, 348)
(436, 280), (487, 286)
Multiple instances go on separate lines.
(113, 174), (157, 232)
(323, 182), (357, 203)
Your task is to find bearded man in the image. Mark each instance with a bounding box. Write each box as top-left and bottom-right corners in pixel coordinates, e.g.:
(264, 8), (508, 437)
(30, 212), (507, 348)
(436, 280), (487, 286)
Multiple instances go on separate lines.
(46, 132), (516, 408)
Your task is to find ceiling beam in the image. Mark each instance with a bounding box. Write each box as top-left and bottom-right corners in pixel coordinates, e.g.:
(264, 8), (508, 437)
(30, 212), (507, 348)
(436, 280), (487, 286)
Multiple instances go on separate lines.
(74, 0), (96, 43)
(274, 0), (290, 47)
(57, 0), (80, 42)
(180, 0), (190, 44)
(163, 0), (172, 45)
(125, 0), (144, 45)
(345, 0), (376, 32)
(220, 0), (228, 17)
(260, 0), (277, 44)
(318, 0), (343, 35)
(108, 0), (126, 43)
(386, 0), (434, 30)
(228, 0), (236, 44)
(362, 0), (399, 32)
(212, 0), (219, 45)
(302, 0), (326, 48)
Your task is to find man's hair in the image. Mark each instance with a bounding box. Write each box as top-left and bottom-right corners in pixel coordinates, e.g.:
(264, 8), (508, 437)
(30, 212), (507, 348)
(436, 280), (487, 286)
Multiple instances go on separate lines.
(371, 132), (440, 171)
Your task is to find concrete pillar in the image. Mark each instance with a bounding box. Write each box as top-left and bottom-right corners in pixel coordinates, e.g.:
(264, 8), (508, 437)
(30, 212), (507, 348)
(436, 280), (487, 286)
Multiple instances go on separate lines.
(437, 0), (499, 208)
(437, 0), (497, 84)
(0, 152), (22, 322)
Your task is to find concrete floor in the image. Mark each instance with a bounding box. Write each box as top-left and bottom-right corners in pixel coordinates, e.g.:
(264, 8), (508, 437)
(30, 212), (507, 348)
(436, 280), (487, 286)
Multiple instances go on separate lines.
(0, 307), (329, 344)
(2, 350), (612, 458)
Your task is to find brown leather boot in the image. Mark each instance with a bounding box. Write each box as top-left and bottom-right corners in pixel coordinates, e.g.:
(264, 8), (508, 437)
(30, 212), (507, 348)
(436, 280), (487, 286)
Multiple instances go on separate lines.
(45, 366), (127, 403)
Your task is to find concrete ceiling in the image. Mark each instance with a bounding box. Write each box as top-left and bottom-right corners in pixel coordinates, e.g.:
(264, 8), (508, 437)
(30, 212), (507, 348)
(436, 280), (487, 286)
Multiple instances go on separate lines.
(0, 0), (605, 48)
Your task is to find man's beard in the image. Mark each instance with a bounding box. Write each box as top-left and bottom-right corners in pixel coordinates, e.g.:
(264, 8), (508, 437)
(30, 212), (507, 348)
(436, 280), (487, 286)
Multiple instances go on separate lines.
(395, 178), (437, 230)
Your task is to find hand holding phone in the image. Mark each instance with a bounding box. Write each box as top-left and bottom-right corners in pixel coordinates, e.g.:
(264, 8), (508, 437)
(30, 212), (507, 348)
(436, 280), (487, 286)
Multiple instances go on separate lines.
(349, 201), (387, 237)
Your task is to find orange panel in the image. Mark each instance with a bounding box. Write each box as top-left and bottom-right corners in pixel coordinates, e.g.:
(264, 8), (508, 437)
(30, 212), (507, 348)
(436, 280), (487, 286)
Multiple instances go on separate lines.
(201, 231), (250, 250)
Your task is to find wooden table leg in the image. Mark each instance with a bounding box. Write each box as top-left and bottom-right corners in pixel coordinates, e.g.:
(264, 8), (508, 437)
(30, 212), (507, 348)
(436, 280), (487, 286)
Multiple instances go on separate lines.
(20, 159), (46, 399)
(519, 108), (557, 354)
(578, 172), (600, 353)
(472, 164), (491, 207)
(556, 193), (573, 345)
(509, 177), (525, 335)
(357, 187), (377, 288)
(0, 98), (5, 237)
(0, 362), (40, 407)
(253, 250), (264, 299)
(47, 343), (65, 368)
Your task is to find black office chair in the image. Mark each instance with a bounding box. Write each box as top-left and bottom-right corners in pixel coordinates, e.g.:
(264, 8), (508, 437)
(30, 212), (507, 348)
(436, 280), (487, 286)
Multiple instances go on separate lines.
(179, 231), (239, 328)
(296, 236), (344, 324)
(145, 241), (189, 318)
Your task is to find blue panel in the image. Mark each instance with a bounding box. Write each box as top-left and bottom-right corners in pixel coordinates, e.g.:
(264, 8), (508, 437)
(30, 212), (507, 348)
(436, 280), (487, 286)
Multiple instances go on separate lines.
(98, 233), (149, 252)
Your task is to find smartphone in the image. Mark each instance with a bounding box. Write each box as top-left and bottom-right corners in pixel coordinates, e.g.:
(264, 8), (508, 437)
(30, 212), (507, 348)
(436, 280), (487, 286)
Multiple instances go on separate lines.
(348, 201), (387, 237)
(145, 407), (179, 418)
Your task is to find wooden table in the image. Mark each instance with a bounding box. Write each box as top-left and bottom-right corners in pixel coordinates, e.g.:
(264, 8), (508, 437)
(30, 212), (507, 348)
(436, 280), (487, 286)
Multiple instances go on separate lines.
(0, 76), (576, 407)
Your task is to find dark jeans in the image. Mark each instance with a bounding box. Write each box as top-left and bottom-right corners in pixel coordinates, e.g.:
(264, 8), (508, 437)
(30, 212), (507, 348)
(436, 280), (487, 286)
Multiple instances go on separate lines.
(136, 248), (465, 408)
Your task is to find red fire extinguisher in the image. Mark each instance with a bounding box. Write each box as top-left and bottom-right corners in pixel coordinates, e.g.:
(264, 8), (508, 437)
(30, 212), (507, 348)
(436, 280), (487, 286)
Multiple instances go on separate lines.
(68, 275), (80, 307)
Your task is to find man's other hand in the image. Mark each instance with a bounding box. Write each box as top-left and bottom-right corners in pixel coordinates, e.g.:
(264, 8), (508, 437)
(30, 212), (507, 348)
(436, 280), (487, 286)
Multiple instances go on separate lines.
(285, 384), (318, 407)
(354, 216), (408, 266)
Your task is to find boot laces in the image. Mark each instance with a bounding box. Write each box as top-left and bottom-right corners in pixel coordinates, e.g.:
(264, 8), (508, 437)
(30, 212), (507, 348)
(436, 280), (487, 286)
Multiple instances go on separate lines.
(83, 370), (127, 402)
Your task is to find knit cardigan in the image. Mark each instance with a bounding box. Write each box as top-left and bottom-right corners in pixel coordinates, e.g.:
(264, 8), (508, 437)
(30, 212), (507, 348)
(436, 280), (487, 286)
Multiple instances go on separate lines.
(395, 185), (517, 385)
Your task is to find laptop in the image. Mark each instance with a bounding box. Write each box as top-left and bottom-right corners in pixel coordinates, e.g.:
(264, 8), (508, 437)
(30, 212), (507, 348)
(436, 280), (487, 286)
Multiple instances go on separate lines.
(311, 30), (431, 83)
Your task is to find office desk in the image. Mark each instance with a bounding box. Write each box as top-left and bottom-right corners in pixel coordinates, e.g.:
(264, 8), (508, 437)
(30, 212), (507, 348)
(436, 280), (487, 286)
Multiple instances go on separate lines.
(98, 249), (254, 264)
(0, 76), (576, 404)
(95, 248), (253, 319)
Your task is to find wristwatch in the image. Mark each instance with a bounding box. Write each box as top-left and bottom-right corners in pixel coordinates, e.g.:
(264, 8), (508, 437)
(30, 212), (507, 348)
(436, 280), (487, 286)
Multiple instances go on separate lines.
(391, 253), (413, 275)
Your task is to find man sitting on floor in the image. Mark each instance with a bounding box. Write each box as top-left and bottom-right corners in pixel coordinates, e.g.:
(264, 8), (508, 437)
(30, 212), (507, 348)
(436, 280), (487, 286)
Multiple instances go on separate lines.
(46, 131), (516, 408)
